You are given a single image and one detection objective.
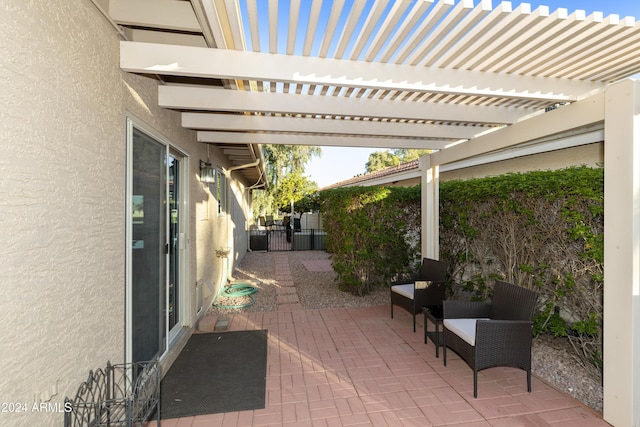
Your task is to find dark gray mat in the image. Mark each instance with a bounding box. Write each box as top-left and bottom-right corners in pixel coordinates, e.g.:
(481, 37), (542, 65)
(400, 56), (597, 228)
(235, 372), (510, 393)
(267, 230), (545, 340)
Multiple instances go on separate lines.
(160, 330), (268, 419)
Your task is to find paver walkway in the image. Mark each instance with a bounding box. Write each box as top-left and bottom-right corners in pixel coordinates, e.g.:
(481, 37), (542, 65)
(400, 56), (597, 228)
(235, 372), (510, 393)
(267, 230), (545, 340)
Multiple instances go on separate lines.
(152, 253), (610, 427)
(274, 253), (303, 311)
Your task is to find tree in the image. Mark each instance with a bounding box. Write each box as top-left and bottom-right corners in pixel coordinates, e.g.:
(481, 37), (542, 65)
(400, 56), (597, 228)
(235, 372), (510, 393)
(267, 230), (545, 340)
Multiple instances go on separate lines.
(253, 145), (321, 219)
(365, 150), (399, 172)
(272, 172), (318, 214)
(365, 148), (432, 172)
(263, 144), (321, 188)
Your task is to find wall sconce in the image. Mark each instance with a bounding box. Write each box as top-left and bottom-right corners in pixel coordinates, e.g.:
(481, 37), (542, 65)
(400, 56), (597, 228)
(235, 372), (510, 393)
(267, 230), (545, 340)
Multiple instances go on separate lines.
(199, 160), (216, 183)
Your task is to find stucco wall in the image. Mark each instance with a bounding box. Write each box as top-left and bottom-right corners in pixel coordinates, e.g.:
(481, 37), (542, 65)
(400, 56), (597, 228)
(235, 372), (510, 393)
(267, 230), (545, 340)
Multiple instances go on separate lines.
(0, 1), (250, 425)
(440, 143), (603, 181)
(1, 2), (125, 425)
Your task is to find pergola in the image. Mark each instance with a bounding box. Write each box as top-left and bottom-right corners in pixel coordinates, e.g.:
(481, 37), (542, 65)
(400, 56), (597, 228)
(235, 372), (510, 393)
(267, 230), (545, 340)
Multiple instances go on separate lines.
(105, 0), (640, 424)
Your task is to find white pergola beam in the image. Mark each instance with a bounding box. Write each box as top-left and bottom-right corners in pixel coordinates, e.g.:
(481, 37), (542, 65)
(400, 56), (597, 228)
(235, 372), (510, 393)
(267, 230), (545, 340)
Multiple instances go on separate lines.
(159, 85), (531, 125)
(124, 28), (207, 48)
(430, 91), (605, 167)
(182, 112), (479, 140)
(422, 91), (606, 271)
(109, 0), (201, 32)
(121, 41), (600, 102)
(197, 131), (451, 150)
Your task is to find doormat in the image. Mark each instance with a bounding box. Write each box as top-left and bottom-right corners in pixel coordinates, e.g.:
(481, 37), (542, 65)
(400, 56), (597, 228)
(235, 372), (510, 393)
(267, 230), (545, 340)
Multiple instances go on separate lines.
(159, 330), (268, 419)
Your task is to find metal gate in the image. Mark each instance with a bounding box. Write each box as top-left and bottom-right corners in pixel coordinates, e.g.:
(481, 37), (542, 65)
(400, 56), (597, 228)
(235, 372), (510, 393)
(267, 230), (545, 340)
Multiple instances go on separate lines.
(249, 228), (326, 252)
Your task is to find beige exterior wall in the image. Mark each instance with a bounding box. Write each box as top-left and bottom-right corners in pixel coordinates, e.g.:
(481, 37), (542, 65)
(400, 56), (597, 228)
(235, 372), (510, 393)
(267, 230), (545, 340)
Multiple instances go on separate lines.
(0, 1), (252, 425)
(385, 177), (421, 187)
(440, 143), (604, 181)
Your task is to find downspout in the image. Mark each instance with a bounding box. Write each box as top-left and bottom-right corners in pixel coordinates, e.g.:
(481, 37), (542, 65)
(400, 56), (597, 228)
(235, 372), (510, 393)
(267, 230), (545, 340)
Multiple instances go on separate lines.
(226, 157), (261, 174)
(224, 149), (262, 280)
(244, 145), (268, 190)
(226, 143), (263, 175)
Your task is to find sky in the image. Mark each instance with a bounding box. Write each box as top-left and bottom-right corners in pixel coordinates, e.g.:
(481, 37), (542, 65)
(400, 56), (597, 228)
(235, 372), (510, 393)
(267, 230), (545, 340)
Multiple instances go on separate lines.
(244, 0), (640, 188)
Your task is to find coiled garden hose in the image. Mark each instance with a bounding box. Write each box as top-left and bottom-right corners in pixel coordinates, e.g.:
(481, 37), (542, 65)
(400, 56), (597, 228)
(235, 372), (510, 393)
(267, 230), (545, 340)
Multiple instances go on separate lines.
(212, 282), (258, 309)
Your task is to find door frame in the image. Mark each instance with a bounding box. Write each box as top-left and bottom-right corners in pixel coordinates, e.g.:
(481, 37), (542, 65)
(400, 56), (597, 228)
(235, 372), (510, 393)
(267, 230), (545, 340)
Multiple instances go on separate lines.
(167, 148), (190, 345)
(125, 117), (190, 364)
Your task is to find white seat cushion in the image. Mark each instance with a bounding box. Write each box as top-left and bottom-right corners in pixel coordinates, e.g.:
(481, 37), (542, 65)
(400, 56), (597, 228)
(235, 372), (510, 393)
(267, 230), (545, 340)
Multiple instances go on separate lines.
(443, 318), (490, 346)
(391, 283), (414, 300)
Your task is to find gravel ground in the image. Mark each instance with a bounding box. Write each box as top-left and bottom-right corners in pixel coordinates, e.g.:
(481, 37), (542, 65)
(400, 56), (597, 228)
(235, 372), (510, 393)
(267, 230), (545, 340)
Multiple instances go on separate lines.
(208, 250), (602, 413)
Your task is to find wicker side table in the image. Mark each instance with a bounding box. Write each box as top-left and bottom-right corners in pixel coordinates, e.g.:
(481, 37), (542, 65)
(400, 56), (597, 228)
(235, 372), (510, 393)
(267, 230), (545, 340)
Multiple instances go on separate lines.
(423, 305), (444, 357)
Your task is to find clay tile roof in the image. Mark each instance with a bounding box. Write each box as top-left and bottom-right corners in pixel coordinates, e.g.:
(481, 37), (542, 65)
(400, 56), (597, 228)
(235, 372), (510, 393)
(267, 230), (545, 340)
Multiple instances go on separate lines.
(321, 159), (420, 190)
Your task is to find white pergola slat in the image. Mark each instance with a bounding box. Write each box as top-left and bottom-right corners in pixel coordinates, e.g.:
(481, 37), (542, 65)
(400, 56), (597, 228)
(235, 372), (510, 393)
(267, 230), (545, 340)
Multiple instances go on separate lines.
(333, 0), (368, 59)
(245, 0), (261, 52)
(318, 0), (345, 58)
(194, 0), (227, 49)
(393, 0), (455, 65)
(432, 0), (512, 68)
(555, 20), (639, 80)
(488, 7), (570, 73)
(501, 9), (592, 74)
(518, 11), (603, 75)
(413, 0), (485, 67)
(378, 0), (434, 63)
(223, 0), (245, 50)
(347, 1), (387, 61)
(302, 0), (322, 56)
(268, 0), (278, 53)
(286, 0), (299, 54)
(362, 1), (414, 62)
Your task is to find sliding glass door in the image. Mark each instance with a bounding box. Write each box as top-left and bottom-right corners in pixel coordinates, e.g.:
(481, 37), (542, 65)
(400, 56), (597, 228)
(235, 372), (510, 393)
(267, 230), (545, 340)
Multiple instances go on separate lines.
(126, 120), (187, 363)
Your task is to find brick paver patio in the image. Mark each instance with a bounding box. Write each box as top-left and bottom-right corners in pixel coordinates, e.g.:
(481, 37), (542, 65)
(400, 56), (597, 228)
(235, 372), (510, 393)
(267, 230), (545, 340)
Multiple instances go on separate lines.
(150, 252), (609, 426)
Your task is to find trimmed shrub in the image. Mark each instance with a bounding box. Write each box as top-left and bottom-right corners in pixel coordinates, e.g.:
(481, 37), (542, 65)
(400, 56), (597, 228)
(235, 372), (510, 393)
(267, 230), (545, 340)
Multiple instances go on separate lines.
(319, 186), (421, 295)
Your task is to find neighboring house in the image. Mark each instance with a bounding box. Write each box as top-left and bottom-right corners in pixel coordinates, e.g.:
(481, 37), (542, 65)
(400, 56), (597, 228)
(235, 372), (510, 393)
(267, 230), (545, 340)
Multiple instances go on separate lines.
(322, 159), (421, 189)
(1, 2), (265, 426)
(325, 137), (604, 189)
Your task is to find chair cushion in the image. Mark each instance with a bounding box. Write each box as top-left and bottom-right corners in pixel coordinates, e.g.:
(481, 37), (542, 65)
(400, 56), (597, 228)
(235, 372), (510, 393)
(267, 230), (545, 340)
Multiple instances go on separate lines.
(391, 284), (414, 300)
(443, 318), (490, 346)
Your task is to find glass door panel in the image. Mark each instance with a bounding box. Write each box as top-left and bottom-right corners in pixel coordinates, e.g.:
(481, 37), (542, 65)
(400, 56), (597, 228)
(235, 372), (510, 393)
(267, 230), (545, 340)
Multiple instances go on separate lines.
(131, 127), (167, 363)
(168, 154), (180, 334)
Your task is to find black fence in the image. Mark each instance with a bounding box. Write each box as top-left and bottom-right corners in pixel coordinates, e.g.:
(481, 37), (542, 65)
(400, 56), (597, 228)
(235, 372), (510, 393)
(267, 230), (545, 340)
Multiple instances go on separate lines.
(250, 228), (326, 252)
(64, 359), (160, 426)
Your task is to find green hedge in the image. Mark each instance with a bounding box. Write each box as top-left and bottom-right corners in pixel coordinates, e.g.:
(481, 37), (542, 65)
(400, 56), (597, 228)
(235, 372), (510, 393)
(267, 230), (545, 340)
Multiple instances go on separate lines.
(440, 166), (604, 379)
(319, 186), (421, 295)
(320, 166), (604, 380)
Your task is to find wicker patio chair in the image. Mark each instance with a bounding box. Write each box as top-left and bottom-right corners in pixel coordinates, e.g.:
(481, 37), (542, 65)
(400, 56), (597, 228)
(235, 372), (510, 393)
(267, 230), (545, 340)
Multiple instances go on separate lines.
(442, 280), (539, 397)
(390, 257), (449, 332)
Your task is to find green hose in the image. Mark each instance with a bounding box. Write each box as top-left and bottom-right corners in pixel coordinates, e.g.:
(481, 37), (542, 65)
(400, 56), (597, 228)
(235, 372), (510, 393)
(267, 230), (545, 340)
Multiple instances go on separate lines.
(212, 282), (258, 309)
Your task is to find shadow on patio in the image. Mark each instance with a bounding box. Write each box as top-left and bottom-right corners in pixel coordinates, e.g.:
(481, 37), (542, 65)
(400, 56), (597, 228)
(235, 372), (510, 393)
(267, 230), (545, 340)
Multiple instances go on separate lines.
(151, 252), (609, 427)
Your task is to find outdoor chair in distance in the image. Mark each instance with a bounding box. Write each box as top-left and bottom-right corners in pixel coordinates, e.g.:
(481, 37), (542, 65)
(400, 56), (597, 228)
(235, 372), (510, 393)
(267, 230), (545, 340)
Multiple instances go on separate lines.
(265, 215), (274, 228)
(390, 257), (449, 332)
(442, 280), (539, 397)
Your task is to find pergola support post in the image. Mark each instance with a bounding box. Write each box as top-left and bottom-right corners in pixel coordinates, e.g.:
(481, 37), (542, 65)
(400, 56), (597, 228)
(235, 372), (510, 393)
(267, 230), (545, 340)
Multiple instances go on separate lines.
(420, 155), (439, 260)
(603, 79), (640, 427)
